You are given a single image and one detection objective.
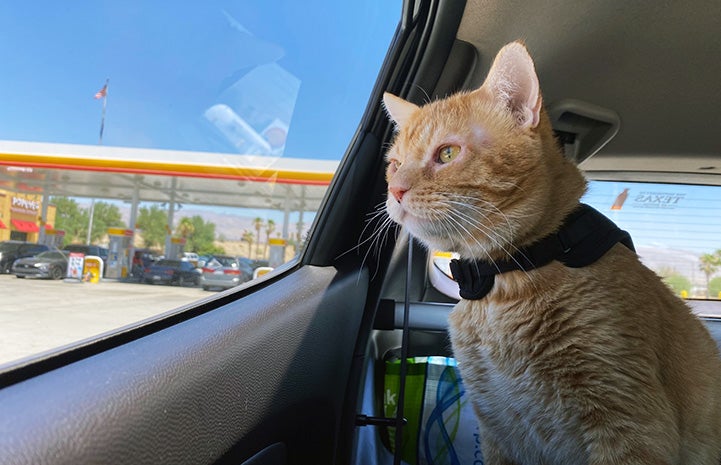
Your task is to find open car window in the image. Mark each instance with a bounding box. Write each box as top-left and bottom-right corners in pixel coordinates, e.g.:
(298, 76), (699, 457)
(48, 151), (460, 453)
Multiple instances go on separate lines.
(0, 1), (400, 367)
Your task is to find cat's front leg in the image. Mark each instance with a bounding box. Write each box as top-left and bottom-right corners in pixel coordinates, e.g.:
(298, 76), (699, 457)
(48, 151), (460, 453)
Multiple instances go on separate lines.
(587, 446), (673, 465)
(473, 416), (520, 465)
(583, 411), (677, 465)
(480, 433), (520, 465)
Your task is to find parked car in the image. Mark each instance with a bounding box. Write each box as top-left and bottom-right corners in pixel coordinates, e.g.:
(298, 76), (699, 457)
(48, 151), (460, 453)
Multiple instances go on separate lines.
(0, 241), (49, 273)
(130, 249), (158, 280)
(250, 259), (269, 270)
(143, 259), (200, 286)
(62, 244), (109, 263)
(181, 252), (199, 267)
(12, 250), (69, 280)
(200, 255), (253, 291)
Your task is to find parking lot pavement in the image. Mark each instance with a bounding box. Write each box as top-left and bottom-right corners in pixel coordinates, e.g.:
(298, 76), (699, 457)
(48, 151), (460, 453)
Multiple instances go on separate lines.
(0, 274), (210, 367)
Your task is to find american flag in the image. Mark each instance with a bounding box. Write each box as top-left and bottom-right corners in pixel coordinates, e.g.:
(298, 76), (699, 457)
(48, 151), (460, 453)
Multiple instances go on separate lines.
(94, 84), (108, 99)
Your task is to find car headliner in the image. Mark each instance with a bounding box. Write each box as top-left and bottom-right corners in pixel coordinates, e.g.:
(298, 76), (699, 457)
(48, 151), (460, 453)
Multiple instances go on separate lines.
(455, 0), (721, 182)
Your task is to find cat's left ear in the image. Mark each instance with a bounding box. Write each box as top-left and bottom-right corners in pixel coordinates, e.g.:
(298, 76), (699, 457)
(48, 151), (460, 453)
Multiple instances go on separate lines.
(383, 92), (419, 129)
(482, 41), (542, 129)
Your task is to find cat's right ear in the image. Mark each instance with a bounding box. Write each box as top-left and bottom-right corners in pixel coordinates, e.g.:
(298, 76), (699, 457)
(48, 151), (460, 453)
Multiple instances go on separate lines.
(482, 41), (542, 129)
(383, 92), (419, 129)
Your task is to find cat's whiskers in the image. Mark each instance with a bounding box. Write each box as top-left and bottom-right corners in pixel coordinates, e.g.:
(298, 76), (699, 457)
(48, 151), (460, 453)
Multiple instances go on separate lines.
(338, 201), (398, 281)
(414, 84), (432, 105)
(443, 200), (536, 266)
(447, 209), (540, 291)
(436, 202), (540, 292)
(439, 212), (502, 274)
(451, 194), (540, 220)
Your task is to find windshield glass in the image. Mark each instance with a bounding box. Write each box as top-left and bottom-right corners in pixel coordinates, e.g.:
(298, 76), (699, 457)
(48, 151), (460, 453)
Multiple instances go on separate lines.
(36, 251), (67, 260)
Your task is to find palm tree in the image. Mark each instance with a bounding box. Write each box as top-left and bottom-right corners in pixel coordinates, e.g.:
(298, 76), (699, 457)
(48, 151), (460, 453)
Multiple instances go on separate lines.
(264, 219), (276, 258)
(699, 252), (721, 298)
(241, 230), (254, 259)
(253, 217), (263, 258)
(176, 217), (195, 239)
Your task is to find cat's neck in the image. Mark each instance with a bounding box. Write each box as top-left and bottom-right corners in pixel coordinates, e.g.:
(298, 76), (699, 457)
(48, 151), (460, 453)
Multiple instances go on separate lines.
(511, 115), (587, 252)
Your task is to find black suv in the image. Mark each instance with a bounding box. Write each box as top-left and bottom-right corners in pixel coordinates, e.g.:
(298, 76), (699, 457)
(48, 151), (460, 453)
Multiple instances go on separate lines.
(0, 241), (50, 273)
(62, 244), (109, 262)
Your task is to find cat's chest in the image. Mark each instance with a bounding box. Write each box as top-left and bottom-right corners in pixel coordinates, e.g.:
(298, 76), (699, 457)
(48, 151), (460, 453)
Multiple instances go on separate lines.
(448, 298), (545, 408)
(448, 298), (587, 463)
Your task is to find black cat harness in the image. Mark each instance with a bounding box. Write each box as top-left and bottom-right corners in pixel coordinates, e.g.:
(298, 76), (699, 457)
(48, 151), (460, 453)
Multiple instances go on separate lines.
(449, 203), (635, 300)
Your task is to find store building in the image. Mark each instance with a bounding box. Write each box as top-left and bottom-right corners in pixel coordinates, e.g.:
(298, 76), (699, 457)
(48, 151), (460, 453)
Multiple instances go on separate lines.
(0, 189), (57, 243)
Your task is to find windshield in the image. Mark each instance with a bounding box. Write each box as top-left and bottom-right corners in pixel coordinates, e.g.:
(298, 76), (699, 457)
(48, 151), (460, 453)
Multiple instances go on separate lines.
(36, 251), (67, 260)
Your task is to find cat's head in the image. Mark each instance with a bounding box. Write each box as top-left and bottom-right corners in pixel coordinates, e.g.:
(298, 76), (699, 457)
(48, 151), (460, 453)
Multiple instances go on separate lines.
(383, 41), (586, 260)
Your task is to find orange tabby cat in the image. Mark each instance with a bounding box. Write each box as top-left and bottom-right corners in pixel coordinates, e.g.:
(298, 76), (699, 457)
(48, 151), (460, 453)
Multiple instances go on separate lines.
(383, 41), (721, 465)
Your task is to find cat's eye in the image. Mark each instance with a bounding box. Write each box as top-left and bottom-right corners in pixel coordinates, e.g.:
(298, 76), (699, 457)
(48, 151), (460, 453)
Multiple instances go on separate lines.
(437, 145), (461, 164)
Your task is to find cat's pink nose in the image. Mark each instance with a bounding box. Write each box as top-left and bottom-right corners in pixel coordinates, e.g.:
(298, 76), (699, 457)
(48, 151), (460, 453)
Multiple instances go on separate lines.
(390, 187), (407, 202)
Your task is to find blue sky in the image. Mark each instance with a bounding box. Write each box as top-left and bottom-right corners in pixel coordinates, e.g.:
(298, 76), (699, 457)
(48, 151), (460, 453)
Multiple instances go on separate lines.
(0, 1), (400, 160)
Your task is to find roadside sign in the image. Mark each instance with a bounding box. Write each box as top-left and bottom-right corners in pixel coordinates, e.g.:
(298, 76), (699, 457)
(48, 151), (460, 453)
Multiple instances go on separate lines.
(67, 253), (84, 280)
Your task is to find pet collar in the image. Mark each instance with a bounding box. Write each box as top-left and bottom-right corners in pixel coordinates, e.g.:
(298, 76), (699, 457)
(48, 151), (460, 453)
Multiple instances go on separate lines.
(449, 203), (634, 300)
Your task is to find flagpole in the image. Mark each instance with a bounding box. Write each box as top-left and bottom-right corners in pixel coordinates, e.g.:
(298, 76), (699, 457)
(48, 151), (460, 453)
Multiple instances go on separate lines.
(88, 78), (108, 245)
(98, 78), (109, 144)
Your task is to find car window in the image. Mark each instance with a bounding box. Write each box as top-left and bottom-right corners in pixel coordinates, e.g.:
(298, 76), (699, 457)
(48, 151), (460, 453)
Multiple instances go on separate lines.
(35, 251), (67, 260)
(427, 180), (721, 315)
(0, 1), (400, 367)
(214, 256), (238, 268)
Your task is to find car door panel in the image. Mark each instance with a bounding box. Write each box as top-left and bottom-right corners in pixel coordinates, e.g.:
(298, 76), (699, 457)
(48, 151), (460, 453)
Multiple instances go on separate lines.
(0, 266), (368, 465)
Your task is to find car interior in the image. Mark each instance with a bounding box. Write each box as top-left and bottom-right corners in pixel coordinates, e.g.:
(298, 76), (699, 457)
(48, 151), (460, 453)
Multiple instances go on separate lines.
(1, 0), (720, 464)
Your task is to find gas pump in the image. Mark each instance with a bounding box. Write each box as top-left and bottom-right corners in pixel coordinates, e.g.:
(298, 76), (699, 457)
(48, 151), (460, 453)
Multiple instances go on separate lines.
(268, 237), (287, 268)
(167, 237), (186, 260)
(107, 228), (134, 278)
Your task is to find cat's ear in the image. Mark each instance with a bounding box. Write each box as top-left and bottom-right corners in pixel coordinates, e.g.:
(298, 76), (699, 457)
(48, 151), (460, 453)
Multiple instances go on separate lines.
(482, 41), (542, 129)
(383, 92), (419, 129)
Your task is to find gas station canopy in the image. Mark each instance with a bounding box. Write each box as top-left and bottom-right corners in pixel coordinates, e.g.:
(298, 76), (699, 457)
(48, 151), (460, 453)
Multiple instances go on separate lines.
(0, 140), (339, 213)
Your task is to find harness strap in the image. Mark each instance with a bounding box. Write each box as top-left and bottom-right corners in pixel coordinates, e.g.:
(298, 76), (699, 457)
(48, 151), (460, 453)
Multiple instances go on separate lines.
(449, 204), (634, 300)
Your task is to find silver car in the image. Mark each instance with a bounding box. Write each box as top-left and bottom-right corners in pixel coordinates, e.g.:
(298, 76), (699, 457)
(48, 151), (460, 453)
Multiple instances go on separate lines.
(200, 256), (253, 291)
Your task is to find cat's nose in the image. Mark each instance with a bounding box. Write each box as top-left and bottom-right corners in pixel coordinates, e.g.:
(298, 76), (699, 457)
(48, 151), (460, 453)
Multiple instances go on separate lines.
(389, 187), (407, 202)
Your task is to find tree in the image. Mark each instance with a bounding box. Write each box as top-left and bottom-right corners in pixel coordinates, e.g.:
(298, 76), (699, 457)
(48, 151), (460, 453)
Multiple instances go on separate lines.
(51, 197), (88, 245)
(136, 205), (168, 249)
(709, 277), (721, 300)
(253, 217), (263, 258)
(175, 217), (195, 239)
(88, 201), (125, 243)
(181, 215), (224, 255)
(264, 219), (276, 258)
(699, 253), (721, 299)
(242, 230), (254, 258)
(662, 273), (692, 298)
